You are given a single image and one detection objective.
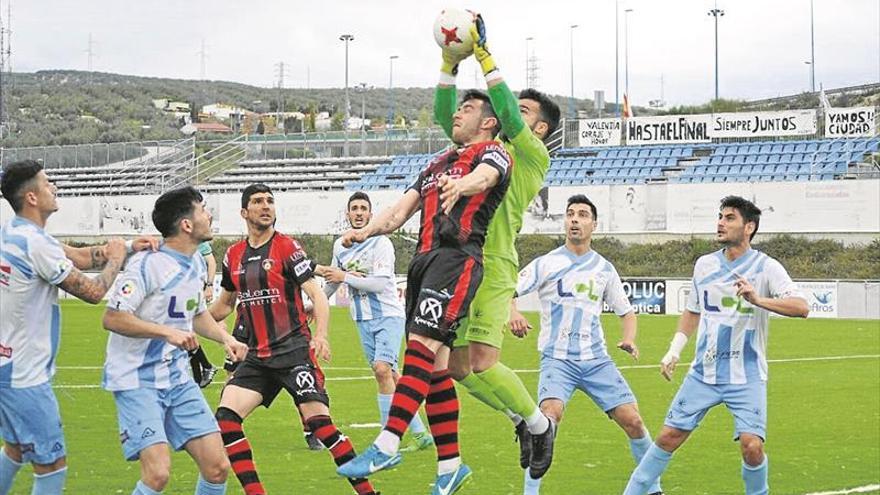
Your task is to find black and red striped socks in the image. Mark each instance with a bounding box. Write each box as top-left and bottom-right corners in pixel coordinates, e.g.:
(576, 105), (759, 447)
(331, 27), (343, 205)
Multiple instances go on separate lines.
(376, 340), (437, 453)
(306, 415), (377, 495)
(426, 370), (461, 473)
(216, 407), (264, 495)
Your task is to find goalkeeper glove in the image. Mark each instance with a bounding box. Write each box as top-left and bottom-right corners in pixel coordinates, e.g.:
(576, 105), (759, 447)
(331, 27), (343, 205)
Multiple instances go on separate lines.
(471, 14), (498, 76)
(441, 49), (467, 77)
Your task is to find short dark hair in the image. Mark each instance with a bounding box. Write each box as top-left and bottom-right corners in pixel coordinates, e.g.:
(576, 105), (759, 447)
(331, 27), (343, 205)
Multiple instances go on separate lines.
(519, 88), (561, 142)
(348, 191), (371, 210)
(720, 195), (761, 240)
(567, 194), (597, 220)
(461, 89), (502, 138)
(241, 183), (273, 209)
(152, 186), (203, 238)
(1, 160), (44, 213)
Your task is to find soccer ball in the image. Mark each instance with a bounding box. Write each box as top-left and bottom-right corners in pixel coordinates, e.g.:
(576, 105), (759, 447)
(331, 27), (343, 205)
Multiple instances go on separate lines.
(433, 8), (475, 57)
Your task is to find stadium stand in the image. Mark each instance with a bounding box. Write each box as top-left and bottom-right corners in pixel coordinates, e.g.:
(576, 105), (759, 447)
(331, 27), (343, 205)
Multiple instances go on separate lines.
(199, 155), (390, 192)
(348, 137), (879, 190)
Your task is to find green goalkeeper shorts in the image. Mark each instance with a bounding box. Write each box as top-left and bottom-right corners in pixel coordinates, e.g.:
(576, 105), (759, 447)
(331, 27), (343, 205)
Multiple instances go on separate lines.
(453, 281), (516, 349)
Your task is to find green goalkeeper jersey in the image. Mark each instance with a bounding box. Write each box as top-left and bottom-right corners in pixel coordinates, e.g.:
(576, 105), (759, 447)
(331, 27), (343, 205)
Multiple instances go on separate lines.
(434, 82), (551, 287)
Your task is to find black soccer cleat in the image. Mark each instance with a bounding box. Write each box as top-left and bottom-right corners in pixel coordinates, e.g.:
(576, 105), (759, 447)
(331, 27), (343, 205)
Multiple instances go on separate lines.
(648, 492), (664, 495)
(304, 431), (324, 451)
(528, 418), (557, 479)
(198, 366), (219, 389)
(514, 420), (531, 470)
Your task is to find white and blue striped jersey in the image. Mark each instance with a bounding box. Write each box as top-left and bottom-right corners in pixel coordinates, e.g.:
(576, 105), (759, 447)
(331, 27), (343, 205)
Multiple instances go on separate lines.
(516, 246), (632, 361)
(686, 248), (804, 385)
(328, 236), (404, 321)
(0, 216), (74, 388)
(102, 245), (207, 391)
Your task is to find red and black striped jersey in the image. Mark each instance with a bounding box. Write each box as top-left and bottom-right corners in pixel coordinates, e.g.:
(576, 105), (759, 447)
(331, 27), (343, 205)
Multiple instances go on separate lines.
(407, 141), (512, 259)
(221, 232), (314, 365)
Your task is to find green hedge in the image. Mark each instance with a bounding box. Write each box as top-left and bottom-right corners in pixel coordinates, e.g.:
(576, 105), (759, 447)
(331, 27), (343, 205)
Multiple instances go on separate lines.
(69, 234), (879, 280)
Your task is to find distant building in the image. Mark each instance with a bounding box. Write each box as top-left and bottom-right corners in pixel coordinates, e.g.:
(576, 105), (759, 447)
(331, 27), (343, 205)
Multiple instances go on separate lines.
(180, 122), (233, 136)
(202, 103), (247, 121)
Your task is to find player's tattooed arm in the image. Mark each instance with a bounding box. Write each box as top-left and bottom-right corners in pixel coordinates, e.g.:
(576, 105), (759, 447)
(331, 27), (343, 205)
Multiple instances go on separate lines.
(58, 239), (127, 304)
(62, 244), (107, 270)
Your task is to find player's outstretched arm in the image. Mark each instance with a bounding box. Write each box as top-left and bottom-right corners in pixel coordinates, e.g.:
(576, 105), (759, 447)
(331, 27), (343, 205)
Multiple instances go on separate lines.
(192, 310), (247, 362)
(302, 278), (331, 362)
(470, 15), (526, 139)
(660, 310), (700, 381)
(102, 309), (198, 351)
(58, 239), (127, 304)
(344, 189), (420, 246)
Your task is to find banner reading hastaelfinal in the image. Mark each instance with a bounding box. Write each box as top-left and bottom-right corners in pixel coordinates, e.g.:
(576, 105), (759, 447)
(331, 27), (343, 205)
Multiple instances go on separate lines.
(625, 115), (711, 145)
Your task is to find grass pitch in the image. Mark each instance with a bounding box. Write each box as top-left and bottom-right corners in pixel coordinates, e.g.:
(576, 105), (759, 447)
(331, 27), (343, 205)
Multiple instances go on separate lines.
(5, 302), (879, 494)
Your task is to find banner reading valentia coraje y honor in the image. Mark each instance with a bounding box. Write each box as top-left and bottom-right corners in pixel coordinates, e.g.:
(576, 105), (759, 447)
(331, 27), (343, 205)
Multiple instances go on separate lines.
(625, 115), (711, 145)
(710, 109), (817, 138)
(825, 106), (877, 137)
(578, 118), (622, 147)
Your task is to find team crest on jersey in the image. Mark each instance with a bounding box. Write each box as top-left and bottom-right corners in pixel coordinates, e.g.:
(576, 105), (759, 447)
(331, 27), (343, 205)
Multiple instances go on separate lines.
(120, 281), (136, 297)
(262, 258), (275, 271)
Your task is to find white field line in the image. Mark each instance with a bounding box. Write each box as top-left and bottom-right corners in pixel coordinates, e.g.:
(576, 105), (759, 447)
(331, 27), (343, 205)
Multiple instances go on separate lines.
(803, 484), (880, 495)
(51, 354), (879, 389)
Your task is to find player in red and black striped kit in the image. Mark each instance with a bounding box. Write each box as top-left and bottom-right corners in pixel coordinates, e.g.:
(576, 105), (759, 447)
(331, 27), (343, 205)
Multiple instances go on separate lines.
(209, 183), (379, 495)
(337, 90), (512, 493)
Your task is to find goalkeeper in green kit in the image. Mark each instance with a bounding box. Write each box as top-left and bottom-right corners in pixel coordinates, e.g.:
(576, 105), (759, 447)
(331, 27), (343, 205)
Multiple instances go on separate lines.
(437, 14), (562, 480)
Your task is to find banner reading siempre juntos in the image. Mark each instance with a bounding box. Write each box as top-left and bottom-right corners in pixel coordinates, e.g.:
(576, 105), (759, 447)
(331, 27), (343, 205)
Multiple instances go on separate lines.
(711, 109), (817, 138)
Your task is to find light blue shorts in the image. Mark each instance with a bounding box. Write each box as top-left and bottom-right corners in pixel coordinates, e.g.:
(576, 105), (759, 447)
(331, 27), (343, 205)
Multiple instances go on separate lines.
(664, 373), (767, 440)
(0, 382), (66, 464)
(113, 380), (219, 461)
(537, 356), (636, 413)
(357, 316), (405, 369)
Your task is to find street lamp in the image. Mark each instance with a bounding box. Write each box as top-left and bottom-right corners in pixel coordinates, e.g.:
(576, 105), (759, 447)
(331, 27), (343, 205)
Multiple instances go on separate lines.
(708, 2), (725, 101)
(809, 0), (816, 93)
(615, 0), (619, 116)
(624, 9), (633, 104)
(339, 33), (354, 155)
(569, 24), (579, 119)
(388, 55), (398, 129)
(355, 82), (370, 155)
(525, 37), (534, 88)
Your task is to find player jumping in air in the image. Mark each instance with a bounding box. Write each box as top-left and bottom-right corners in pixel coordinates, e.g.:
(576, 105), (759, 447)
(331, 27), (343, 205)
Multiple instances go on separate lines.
(336, 89), (512, 495)
(438, 14), (563, 479)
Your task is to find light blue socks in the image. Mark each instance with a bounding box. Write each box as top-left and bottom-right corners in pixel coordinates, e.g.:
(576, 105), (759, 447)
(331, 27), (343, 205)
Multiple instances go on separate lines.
(742, 455), (769, 495)
(629, 434), (663, 494)
(523, 468), (542, 495)
(0, 448), (23, 495)
(132, 480), (162, 495)
(623, 443), (672, 495)
(31, 467), (67, 495)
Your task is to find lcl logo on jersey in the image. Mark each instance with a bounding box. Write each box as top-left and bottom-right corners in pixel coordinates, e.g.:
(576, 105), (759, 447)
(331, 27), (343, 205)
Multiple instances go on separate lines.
(703, 290), (754, 314)
(167, 295), (200, 319)
(556, 278), (600, 301)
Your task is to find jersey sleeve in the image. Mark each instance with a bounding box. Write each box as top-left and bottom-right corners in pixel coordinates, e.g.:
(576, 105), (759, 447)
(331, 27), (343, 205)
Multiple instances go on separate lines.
(477, 143), (512, 185)
(372, 238), (395, 278)
(107, 255), (151, 314)
(604, 264), (634, 316)
(406, 167), (427, 194)
(197, 241), (213, 257)
(685, 263), (702, 313)
(515, 257), (543, 297)
(30, 235), (73, 286)
(284, 239), (315, 285)
(487, 81), (526, 140)
(220, 250), (236, 292)
(765, 259), (806, 301)
(434, 84), (457, 139)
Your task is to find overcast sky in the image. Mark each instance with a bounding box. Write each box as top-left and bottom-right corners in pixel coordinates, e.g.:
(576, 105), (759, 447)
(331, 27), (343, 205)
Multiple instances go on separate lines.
(8, 0), (880, 107)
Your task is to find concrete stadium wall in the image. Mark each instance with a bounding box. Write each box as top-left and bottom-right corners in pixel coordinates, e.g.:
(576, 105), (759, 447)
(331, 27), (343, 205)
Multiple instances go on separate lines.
(2, 179), (878, 238)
